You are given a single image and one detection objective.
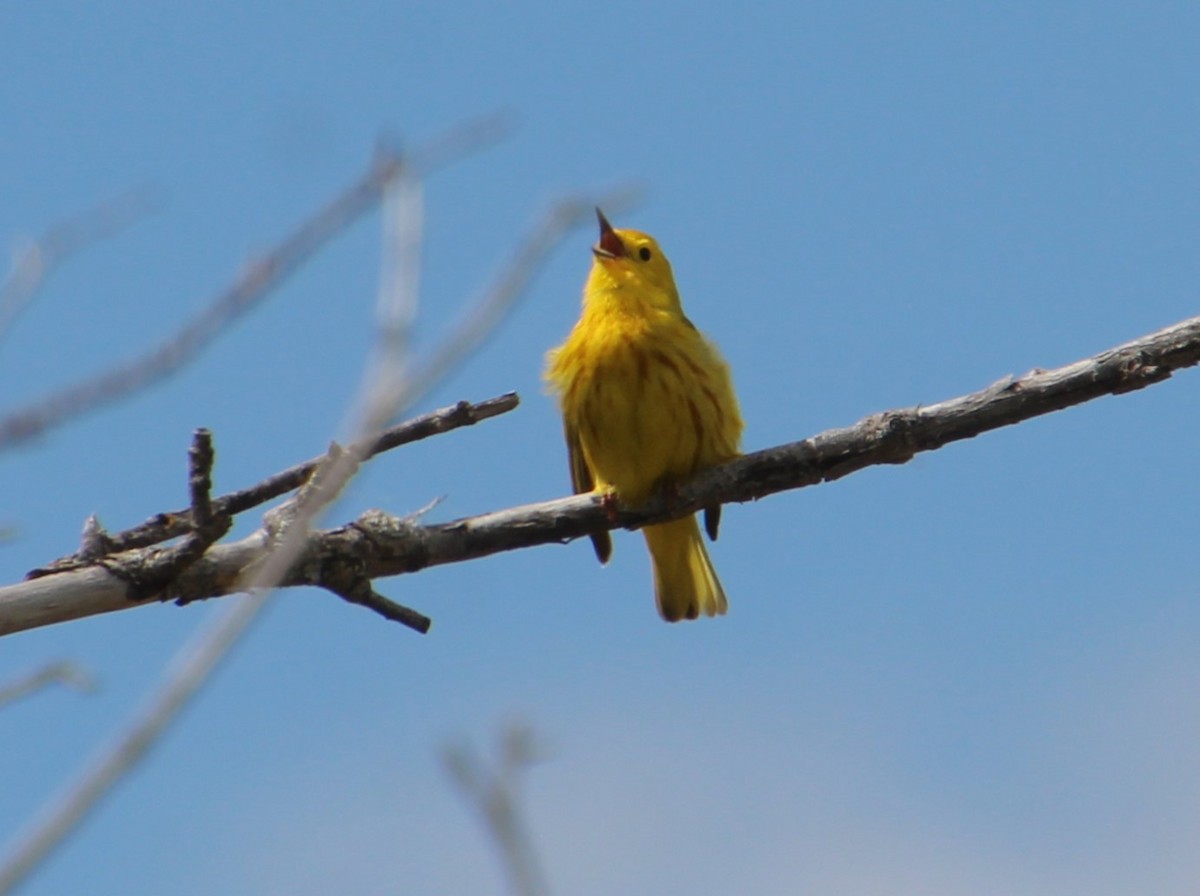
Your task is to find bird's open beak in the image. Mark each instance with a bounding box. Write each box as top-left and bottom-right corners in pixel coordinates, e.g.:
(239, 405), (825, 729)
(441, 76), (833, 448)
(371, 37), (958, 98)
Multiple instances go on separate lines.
(593, 208), (626, 259)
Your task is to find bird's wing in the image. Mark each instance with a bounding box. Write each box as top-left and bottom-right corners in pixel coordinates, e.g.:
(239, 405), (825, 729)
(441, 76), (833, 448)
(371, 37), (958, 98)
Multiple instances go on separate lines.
(564, 419), (613, 564)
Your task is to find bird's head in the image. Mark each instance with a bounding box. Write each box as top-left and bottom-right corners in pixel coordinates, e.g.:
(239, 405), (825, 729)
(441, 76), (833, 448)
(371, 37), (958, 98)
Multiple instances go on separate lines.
(588, 208), (682, 311)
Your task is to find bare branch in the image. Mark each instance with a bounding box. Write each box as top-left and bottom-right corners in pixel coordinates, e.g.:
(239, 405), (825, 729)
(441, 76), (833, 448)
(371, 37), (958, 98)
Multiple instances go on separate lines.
(187, 429), (216, 526)
(0, 114), (512, 451)
(28, 392), (519, 576)
(403, 113), (514, 175)
(0, 188), (157, 345)
(5, 312), (1198, 636)
(322, 572), (431, 634)
(443, 722), (550, 896)
(372, 165), (423, 370)
(0, 593), (268, 896)
(0, 662), (97, 709)
(0, 148), (408, 450)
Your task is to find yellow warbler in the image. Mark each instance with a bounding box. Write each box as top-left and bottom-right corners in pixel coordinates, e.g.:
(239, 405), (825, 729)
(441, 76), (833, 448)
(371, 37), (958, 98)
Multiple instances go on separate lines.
(545, 210), (744, 621)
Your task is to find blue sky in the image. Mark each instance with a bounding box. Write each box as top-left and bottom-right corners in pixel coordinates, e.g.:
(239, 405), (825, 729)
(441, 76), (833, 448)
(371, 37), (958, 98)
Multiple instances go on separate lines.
(2, 2), (1199, 893)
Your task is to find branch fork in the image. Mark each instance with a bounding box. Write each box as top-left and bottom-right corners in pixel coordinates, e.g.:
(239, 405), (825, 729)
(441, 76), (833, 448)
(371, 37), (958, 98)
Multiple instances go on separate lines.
(10, 395), (523, 636)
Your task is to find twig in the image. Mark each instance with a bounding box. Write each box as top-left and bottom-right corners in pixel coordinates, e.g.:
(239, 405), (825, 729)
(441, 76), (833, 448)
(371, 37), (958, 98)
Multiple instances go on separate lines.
(309, 498), (443, 634)
(187, 429), (216, 525)
(403, 113), (514, 175)
(0, 148), (407, 449)
(0, 662), (96, 709)
(322, 573), (431, 634)
(27, 392), (520, 576)
(0, 188), (158, 345)
(3, 310), (1197, 635)
(0, 116), (511, 451)
(0, 592), (268, 896)
(100, 429), (231, 603)
(443, 723), (550, 896)
(372, 163), (423, 371)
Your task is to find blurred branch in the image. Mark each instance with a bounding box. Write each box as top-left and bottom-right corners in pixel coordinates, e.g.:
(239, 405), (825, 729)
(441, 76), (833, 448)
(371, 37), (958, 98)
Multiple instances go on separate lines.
(403, 113), (514, 174)
(0, 116), (513, 451)
(443, 722), (550, 896)
(0, 662), (96, 709)
(0, 188), (157, 345)
(3, 311), (1198, 636)
(0, 148), (407, 449)
(0, 114), (588, 894)
(0, 593), (267, 896)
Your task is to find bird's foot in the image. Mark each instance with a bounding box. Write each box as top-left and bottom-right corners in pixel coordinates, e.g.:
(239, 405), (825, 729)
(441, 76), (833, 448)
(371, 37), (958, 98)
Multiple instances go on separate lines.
(599, 489), (620, 522)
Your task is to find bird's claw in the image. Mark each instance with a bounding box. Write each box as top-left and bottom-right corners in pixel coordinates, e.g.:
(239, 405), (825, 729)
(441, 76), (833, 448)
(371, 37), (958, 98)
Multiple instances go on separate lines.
(600, 490), (620, 522)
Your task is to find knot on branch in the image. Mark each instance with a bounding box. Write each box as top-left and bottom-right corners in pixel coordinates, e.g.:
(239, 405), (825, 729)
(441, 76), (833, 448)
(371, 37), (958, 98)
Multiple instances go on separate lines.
(864, 409), (919, 464)
(100, 509), (234, 605)
(348, 508), (434, 573)
(1113, 350), (1169, 394)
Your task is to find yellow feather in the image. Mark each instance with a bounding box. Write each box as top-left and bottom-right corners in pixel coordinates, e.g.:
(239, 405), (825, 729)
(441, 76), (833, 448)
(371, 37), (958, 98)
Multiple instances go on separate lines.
(545, 211), (744, 622)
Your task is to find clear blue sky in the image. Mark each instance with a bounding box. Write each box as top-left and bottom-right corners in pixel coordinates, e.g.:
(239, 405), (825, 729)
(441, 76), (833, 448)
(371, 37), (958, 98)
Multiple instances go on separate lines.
(3, 2), (1199, 893)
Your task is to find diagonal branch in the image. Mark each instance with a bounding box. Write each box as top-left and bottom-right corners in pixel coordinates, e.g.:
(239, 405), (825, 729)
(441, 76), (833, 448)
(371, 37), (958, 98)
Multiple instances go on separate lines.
(443, 723), (551, 896)
(0, 149), (410, 449)
(0, 592), (269, 896)
(314, 311), (1200, 579)
(0, 188), (158, 345)
(0, 662), (97, 709)
(3, 312), (1197, 637)
(28, 392), (520, 577)
(0, 117), (513, 451)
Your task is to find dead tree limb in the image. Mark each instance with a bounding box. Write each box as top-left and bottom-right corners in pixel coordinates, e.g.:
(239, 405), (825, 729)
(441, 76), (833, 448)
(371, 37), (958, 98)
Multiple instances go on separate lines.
(2, 312), (1196, 637)
(29, 391), (520, 574)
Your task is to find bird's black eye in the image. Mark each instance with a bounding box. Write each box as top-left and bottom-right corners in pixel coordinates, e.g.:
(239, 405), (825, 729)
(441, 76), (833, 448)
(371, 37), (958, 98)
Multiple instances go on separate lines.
(638, 247), (652, 261)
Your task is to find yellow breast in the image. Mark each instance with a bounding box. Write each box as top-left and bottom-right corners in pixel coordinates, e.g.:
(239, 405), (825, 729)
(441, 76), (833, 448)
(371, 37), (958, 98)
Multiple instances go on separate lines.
(547, 302), (741, 505)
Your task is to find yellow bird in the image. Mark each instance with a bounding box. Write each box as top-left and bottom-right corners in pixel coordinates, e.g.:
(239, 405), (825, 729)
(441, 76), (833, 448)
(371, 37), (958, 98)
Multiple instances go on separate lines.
(545, 210), (744, 621)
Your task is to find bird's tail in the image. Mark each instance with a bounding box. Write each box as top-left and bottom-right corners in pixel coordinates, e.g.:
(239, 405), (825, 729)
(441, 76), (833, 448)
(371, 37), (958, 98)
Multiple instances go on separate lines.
(643, 516), (728, 622)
